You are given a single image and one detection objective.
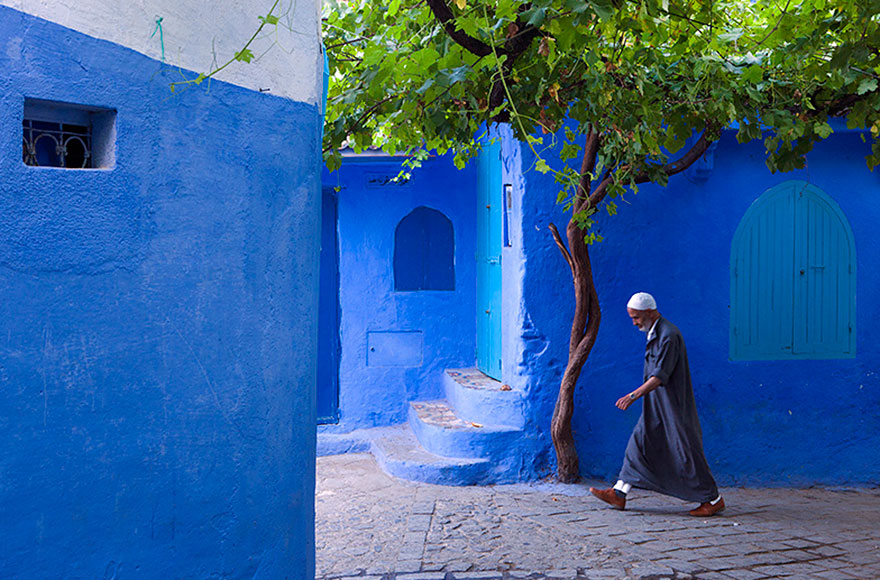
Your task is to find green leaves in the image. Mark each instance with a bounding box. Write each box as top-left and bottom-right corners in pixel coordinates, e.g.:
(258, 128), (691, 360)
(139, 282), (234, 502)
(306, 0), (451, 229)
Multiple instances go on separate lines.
(322, 0), (880, 234)
(814, 122), (834, 139)
(234, 48), (254, 63)
(857, 78), (878, 95)
(588, 0), (616, 20)
(741, 64), (763, 84)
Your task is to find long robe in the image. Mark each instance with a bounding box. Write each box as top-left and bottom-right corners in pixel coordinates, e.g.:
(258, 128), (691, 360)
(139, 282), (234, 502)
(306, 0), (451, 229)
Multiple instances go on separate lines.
(618, 316), (719, 503)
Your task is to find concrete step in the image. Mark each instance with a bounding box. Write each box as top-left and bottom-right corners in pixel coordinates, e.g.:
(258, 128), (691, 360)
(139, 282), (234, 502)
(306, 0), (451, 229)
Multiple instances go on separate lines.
(317, 429), (372, 457)
(443, 368), (525, 429)
(368, 425), (493, 486)
(408, 400), (522, 461)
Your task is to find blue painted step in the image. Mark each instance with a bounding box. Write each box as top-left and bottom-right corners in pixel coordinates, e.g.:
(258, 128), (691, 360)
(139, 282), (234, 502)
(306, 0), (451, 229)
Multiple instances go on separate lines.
(443, 368), (525, 429)
(368, 425), (492, 486)
(408, 400), (521, 461)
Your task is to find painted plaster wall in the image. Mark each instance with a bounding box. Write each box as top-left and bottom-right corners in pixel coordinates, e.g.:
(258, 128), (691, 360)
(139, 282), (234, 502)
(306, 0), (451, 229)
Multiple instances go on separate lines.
(322, 156), (477, 431)
(509, 127), (880, 486)
(1, 7), (320, 578)
(0, 0), (321, 103)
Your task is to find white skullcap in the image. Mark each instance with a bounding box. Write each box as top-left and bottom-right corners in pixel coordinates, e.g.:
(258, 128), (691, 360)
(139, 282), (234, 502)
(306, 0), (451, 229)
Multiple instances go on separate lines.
(627, 292), (657, 311)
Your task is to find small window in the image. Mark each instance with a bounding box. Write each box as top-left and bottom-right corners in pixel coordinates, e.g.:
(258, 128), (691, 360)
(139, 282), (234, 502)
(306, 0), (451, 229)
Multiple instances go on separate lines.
(22, 98), (116, 169)
(394, 207), (455, 291)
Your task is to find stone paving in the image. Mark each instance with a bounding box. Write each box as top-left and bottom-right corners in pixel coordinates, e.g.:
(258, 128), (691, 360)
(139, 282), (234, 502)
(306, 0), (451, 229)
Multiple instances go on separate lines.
(316, 453), (880, 580)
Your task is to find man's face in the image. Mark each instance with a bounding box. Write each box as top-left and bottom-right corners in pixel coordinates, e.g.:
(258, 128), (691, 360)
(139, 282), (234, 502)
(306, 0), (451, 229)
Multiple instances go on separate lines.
(627, 308), (654, 333)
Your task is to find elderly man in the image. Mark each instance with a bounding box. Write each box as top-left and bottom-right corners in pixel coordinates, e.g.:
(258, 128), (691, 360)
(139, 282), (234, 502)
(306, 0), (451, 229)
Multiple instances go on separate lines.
(589, 292), (724, 517)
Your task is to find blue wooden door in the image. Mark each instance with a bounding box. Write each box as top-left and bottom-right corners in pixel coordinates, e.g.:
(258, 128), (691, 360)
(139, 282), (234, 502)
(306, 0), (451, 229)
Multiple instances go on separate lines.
(730, 181), (855, 360)
(476, 140), (503, 379)
(317, 186), (340, 423)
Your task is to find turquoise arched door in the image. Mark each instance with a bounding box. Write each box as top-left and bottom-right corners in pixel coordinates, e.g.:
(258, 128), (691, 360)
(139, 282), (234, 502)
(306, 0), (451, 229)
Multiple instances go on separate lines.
(730, 181), (856, 360)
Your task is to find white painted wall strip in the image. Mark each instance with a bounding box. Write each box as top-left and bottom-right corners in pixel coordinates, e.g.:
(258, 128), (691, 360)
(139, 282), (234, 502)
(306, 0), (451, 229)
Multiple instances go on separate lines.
(1, 0), (321, 103)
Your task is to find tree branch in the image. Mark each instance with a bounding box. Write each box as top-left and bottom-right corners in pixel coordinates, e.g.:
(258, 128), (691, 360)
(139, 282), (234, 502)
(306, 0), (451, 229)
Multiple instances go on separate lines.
(632, 128), (715, 184)
(549, 223), (575, 275)
(573, 128), (599, 213)
(425, 0), (493, 57)
(588, 126), (716, 206)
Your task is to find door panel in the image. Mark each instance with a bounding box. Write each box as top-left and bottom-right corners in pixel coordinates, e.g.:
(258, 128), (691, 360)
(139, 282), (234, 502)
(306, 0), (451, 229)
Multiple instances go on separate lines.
(476, 140), (503, 380)
(731, 185), (796, 358)
(792, 188), (854, 355)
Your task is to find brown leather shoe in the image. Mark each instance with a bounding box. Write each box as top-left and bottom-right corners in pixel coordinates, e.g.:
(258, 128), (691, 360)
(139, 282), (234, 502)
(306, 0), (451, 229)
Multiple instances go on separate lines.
(689, 497), (725, 517)
(589, 487), (626, 510)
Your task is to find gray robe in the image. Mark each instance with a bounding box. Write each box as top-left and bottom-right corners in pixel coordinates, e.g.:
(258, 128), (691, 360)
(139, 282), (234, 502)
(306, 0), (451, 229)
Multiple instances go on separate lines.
(618, 317), (719, 503)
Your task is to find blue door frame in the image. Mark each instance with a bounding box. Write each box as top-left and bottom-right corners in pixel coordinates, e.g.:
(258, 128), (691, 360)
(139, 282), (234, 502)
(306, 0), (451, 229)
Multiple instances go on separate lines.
(317, 186), (340, 423)
(476, 140), (503, 380)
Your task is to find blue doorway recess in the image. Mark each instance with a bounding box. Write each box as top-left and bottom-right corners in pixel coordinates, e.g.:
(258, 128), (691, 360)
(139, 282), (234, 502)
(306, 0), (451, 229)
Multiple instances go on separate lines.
(317, 186), (340, 423)
(476, 140), (503, 380)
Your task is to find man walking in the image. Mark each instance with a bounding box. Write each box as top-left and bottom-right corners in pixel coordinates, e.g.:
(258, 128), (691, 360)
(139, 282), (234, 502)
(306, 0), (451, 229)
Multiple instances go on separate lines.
(589, 292), (724, 517)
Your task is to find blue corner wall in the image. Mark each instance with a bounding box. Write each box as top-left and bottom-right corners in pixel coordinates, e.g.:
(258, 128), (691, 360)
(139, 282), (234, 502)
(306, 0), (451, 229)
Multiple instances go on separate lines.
(507, 125), (880, 486)
(321, 155), (477, 431)
(0, 7), (319, 578)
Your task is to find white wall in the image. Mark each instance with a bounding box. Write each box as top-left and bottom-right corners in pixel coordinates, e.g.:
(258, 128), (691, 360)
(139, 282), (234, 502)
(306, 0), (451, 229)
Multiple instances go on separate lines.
(1, 0), (321, 103)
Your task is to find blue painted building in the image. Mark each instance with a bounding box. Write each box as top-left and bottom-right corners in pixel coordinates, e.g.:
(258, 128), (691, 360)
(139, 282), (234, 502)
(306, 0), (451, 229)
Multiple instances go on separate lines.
(321, 122), (880, 487)
(507, 123), (880, 487)
(1, 2), (322, 578)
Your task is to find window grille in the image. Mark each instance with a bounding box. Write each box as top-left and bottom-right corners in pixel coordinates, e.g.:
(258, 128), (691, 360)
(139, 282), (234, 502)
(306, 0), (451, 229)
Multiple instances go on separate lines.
(21, 98), (116, 169)
(22, 119), (92, 168)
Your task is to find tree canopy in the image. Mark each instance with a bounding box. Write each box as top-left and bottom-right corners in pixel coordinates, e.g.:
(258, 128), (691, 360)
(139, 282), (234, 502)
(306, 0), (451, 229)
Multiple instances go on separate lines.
(324, 0), (880, 202)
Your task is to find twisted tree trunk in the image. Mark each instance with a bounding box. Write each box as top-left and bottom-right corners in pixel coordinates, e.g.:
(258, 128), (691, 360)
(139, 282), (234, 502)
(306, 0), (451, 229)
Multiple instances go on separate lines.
(549, 222), (600, 482)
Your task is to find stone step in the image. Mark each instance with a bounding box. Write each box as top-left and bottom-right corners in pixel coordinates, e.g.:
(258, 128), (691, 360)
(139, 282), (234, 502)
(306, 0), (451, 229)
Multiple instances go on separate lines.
(368, 425), (493, 486)
(443, 368), (525, 429)
(316, 429), (372, 457)
(408, 400), (522, 462)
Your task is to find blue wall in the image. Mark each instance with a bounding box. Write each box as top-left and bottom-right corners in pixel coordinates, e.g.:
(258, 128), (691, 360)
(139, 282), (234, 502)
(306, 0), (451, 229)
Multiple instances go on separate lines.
(509, 126), (880, 486)
(0, 7), (319, 578)
(322, 156), (477, 431)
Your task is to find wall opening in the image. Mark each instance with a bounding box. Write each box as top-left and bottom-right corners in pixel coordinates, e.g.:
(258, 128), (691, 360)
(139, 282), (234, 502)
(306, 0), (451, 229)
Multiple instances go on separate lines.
(22, 98), (116, 169)
(394, 206), (455, 291)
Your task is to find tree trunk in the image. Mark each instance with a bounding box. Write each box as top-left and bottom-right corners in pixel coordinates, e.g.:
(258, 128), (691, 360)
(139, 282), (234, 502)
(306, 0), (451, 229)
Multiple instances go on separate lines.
(549, 220), (601, 483)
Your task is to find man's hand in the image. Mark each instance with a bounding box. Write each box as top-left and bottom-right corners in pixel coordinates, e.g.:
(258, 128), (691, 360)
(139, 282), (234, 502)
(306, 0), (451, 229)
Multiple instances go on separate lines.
(616, 377), (661, 411)
(616, 393), (636, 411)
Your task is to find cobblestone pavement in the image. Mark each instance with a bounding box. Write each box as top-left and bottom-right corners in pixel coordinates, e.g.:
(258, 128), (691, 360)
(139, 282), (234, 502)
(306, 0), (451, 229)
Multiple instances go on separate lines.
(316, 454), (880, 580)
